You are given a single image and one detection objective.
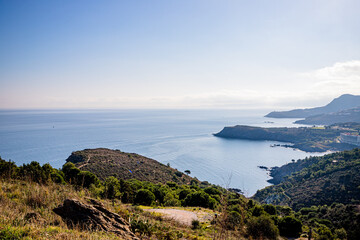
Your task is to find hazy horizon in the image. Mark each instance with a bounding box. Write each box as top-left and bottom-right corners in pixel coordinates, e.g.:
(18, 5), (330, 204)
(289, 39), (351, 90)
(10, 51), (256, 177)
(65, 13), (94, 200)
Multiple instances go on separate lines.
(1, 1), (360, 110)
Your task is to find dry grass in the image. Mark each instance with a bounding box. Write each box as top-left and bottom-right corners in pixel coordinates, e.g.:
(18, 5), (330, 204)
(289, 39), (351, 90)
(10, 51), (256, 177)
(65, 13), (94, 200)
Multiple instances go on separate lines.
(0, 179), (119, 239)
(0, 179), (243, 239)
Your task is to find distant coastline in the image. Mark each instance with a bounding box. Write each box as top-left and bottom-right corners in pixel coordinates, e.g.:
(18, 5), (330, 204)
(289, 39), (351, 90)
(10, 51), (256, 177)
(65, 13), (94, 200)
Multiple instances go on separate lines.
(214, 124), (358, 152)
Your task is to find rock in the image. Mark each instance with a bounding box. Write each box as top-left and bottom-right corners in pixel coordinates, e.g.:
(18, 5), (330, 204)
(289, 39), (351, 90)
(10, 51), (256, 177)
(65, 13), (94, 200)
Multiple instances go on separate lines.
(53, 199), (138, 239)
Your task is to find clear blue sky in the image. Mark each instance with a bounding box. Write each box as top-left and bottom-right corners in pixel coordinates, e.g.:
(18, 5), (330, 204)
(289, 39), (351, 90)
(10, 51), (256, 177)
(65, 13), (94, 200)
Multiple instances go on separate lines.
(1, 0), (360, 109)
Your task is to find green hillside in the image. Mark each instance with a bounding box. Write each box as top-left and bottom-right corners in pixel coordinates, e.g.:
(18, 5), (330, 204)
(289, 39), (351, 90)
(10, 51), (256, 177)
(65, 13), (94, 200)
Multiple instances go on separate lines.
(254, 149), (360, 209)
(1, 149), (360, 239)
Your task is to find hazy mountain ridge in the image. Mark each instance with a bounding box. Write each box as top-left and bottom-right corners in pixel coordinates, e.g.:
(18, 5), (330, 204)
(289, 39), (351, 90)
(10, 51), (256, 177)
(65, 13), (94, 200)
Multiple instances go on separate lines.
(295, 107), (360, 125)
(265, 94), (360, 119)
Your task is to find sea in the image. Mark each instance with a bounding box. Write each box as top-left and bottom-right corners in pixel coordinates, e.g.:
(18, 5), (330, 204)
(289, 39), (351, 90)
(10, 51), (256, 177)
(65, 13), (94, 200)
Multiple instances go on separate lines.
(0, 109), (326, 196)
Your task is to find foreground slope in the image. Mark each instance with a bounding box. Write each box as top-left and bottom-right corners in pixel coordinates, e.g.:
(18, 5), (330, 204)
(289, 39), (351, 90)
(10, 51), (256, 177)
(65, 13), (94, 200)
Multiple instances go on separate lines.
(66, 148), (195, 185)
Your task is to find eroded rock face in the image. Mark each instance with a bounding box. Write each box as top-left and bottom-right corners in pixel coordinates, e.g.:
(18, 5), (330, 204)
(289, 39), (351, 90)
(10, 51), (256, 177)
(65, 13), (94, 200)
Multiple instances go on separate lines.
(53, 199), (138, 240)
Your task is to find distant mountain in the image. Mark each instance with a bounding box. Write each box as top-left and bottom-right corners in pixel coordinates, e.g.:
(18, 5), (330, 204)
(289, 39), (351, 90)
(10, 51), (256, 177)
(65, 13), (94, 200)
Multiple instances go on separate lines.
(66, 148), (195, 185)
(265, 94), (360, 118)
(295, 107), (360, 125)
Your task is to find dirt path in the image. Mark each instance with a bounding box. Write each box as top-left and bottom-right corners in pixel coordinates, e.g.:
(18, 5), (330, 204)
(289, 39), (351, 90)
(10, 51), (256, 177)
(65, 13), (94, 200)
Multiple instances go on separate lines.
(145, 209), (199, 226)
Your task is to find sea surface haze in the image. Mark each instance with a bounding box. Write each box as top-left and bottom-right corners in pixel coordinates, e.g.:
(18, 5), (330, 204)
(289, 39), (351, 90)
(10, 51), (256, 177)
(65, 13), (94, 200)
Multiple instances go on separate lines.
(0, 109), (325, 196)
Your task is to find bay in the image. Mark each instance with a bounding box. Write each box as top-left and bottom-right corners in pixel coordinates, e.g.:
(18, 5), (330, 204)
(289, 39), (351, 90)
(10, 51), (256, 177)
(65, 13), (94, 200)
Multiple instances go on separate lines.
(0, 109), (325, 196)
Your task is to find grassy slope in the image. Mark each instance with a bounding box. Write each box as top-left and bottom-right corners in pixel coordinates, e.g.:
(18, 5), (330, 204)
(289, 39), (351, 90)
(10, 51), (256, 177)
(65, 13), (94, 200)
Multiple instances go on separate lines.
(0, 178), (225, 240)
(66, 148), (194, 184)
(67, 148), (195, 185)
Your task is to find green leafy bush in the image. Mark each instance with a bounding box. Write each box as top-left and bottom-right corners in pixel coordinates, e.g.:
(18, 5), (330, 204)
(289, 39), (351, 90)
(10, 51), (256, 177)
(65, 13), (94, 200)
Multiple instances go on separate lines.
(246, 215), (279, 240)
(278, 216), (302, 238)
(134, 189), (155, 206)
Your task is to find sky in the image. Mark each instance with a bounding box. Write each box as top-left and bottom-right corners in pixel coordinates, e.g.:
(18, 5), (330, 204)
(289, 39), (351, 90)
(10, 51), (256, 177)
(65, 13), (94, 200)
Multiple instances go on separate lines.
(1, 0), (360, 110)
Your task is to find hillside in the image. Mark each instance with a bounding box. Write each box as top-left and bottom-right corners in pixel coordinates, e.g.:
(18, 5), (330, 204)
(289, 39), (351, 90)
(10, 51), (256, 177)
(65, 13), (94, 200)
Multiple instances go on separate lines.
(253, 149), (360, 210)
(1, 152), (360, 239)
(265, 94), (360, 118)
(214, 125), (356, 152)
(66, 148), (195, 185)
(295, 107), (360, 125)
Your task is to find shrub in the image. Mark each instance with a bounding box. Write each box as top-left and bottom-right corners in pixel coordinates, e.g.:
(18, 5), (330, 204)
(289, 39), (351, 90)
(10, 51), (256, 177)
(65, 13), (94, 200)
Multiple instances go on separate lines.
(104, 176), (120, 200)
(184, 191), (216, 209)
(246, 215), (279, 240)
(178, 188), (192, 200)
(263, 204), (277, 215)
(130, 219), (152, 236)
(204, 187), (222, 196)
(251, 205), (266, 217)
(226, 211), (242, 230)
(334, 228), (347, 240)
(134, 189), (155, 206)
(191, 220), (200, 230)
(278, 216), (302, 238)
(0, 158), (19, 179)
(316, 224), (333, 240)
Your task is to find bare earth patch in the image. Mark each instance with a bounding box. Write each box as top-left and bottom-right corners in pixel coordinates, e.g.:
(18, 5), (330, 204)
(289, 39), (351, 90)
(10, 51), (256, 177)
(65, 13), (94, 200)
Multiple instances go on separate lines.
(145, 208), (214, 226)
(146, 209), (198, 226)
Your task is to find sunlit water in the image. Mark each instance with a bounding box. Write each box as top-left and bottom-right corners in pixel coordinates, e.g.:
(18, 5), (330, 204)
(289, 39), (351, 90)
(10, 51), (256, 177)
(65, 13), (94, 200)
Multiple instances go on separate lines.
(0, 109), (325, 196)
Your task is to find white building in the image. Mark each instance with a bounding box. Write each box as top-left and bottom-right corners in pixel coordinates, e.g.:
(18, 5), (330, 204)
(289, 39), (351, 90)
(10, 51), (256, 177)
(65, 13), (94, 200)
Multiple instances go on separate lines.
(340, 133), (360, 146)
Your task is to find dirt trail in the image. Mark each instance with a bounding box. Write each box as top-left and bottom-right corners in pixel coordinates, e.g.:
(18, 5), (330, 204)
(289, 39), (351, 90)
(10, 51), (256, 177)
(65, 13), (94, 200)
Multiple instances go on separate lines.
(145, 209), (198, 226)
(145, 208), (214, 226)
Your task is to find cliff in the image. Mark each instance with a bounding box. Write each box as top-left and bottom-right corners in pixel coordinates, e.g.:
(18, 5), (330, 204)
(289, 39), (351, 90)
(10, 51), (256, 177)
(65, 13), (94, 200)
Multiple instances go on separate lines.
(214, 125), (356, 152)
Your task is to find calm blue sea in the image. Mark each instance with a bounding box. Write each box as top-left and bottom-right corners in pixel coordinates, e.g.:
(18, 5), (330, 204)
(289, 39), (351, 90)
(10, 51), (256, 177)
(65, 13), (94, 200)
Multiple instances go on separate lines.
(0, 109), (325, 196)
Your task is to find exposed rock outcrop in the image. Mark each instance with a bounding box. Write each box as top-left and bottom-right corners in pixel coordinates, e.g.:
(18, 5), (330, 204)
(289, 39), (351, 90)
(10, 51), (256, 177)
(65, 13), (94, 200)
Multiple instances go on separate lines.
(53, 199), (138, 239)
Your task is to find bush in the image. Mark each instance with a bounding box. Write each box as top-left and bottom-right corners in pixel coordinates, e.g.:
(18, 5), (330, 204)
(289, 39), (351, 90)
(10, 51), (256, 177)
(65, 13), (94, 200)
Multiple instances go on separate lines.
(0, 158), (19, 179)
(104, 176), (120, 200)
(184, 191), (216, 209)
(278, 216), (302, 238)
(130, 219), (152, 236)
(316, 224), (333, 240)
(334, 228), (347, 240)
(263, 204), (277, 215)
(226, 211), (242, 230)
(191, 220), (200, 230)
(134, 189), (155, 206)
(246, 215), (279, 240)
(251, 205), (266, 217)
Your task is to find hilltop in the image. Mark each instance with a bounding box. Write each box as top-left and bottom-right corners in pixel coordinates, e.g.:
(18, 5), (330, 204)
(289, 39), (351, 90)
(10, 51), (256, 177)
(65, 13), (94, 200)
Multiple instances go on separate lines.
(265, 94), (360, 119)
(66, 148), (195, 185)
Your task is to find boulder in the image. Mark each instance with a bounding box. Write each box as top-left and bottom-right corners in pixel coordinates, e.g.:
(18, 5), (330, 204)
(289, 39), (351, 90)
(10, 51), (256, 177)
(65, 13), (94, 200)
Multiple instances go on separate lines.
(53, 199), (138, 239)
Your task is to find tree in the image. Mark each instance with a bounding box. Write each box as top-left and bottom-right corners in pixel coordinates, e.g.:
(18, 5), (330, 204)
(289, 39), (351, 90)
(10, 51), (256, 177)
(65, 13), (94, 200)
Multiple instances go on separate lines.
(263, 204), (277, 215)
(134, 189), (155, 206)
(184, 191), (217, 209)
(104, 176), (120, 200)
(246, 215), (279, 240)
(278, 216), (302, 238)
(185, 170), (191, 175)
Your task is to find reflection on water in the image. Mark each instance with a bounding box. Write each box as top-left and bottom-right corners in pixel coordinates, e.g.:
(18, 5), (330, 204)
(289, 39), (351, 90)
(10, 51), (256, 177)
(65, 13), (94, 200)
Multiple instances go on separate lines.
(0, 109), (325, 196)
